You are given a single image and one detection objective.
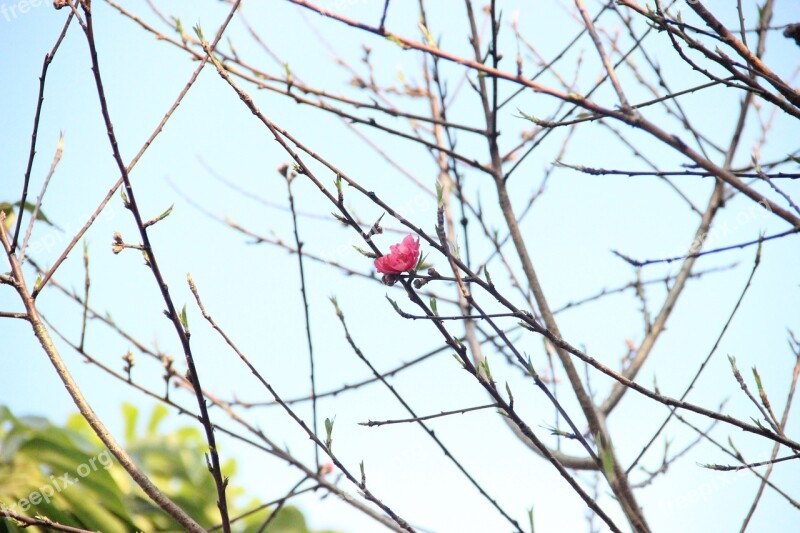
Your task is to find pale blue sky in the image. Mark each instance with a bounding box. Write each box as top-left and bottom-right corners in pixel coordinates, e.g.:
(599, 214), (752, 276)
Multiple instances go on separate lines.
(2, 1), (799, 532)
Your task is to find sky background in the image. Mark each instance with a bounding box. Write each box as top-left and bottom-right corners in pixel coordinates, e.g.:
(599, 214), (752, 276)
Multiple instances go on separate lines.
(2, 1), (799, 532)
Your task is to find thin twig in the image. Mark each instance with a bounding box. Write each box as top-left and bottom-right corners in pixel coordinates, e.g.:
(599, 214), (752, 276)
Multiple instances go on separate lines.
(283, 171), (319, 470)
(627, 245), (762, 473)
(75, 2), (243, 529)
(360, 403), (498, 427)
(19, 133), (64, 263)
(331, 297), (522, 531)
(0, 214), (203, 532)
(612, 229), (798, 267)
(0, 510), (98, 533)
(186, 273), (415, 532)
(11, 14), (73, 253)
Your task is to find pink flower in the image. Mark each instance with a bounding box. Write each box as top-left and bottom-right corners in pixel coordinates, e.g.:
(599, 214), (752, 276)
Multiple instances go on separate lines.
(375, 235), (420, 274)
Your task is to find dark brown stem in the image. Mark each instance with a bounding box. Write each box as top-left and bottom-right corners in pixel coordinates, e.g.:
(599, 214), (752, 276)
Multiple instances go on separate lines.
(75, 2), (241, 529)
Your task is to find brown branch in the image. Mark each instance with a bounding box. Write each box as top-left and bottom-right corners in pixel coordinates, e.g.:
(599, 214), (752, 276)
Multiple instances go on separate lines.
(282, 171), (320, 470)
(11, 13), (73, 253)
(0, 510), (98, 533)
(186, 269), (415, 532)
(360, 403), (499, 427)
(287, 0), (800, 228)
(687, 0), (800, 108)
(38, 303), (408, 533)
(19, 133), (64, 263)
(612, 228), (799, 267)
(1, 215), (204, 532)
(75, 2), (242, 529)
(202, 30), (621, 529)
(626, 244), (762, 473)
(739, 331), (800, 527)
(331, 297), (521, 530)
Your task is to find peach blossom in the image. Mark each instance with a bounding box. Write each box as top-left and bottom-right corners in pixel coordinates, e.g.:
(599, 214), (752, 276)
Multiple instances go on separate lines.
(375, 235), (420, 274)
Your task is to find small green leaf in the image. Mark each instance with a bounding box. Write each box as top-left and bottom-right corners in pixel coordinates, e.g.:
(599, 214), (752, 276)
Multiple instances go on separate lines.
(528, 507), (535, 533)
(450, 239), (461, 260)
(179, 304), (188, 330)
(146, 404), (169, 436)
(121, 402), (139, 443)
(600, 446), (616, 482)
(331, 298), (344, 321)
(385, 295), (403, 316)
(0, 201), (58, 230)
(418, 22), (436, 47)
(415, 251), (429, 272)
(14, 200), (59, 228)
(516, 109), (541, 124)
(173, 17), (187, 44)
(541, 424), (576, 440)
(0, 203), (15, 230)
(325, 416), (335, 451)
(752, 367), (764, 393)
(353, 245), (375, 258)
(430, 297), (439, 317)
(154, 204), (174, 224)
(525, 355), (536, 377)
(193, 24), (205, 43)
(435, 181), (444, 207)
(479, 357), (493, 383)
(386, 34), (408, 49)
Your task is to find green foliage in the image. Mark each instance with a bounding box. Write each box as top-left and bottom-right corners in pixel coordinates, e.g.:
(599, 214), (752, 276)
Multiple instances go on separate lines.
(0, 201), (58, 232)
(0, 404), (338, 533)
